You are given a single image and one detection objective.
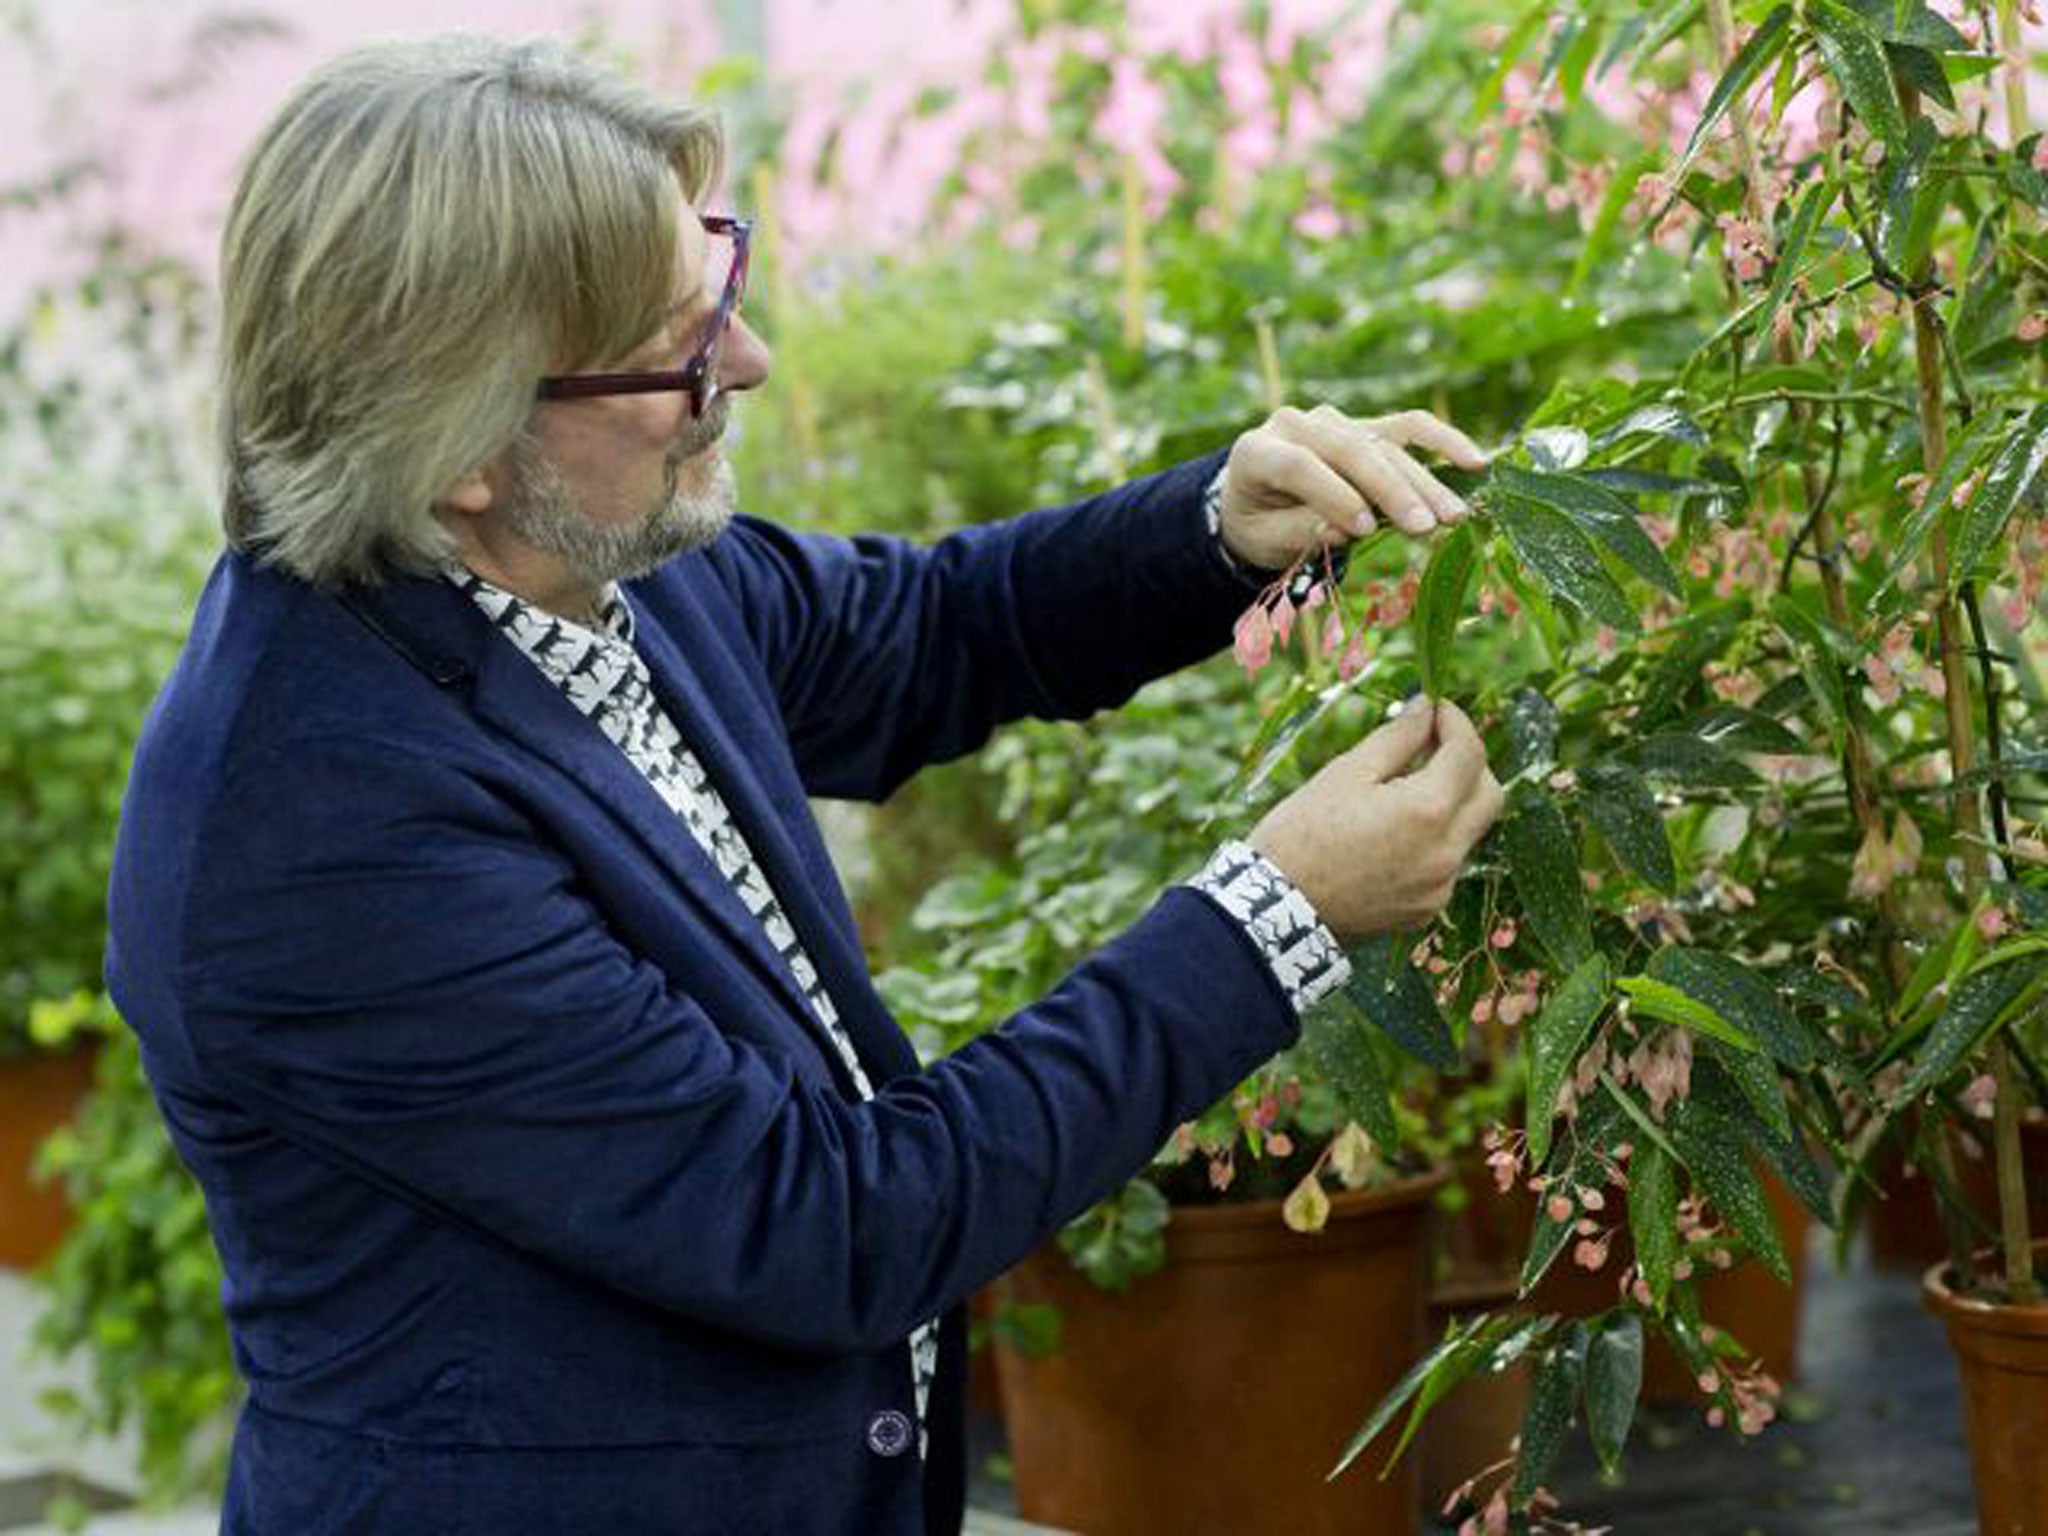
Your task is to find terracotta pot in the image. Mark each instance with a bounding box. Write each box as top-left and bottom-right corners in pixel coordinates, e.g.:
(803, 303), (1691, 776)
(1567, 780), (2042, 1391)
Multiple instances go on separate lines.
(1869, 1119), (2048, 1272)
(1531, 1169), (1810, 1400)
(1422, 1275), (1530, 1518)
(994, 1168), (1446, 1536)
(0, 1044), (97, 1269)
(1924, 1244), (2048, 1535)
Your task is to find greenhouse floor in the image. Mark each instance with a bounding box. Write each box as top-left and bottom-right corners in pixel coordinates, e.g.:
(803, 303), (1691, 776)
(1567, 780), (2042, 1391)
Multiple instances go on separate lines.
(1, 1234), (1982, 1535)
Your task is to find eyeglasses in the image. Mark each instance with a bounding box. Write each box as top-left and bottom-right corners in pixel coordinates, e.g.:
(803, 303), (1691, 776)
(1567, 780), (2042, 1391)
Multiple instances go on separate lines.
(535, 214), (752, 417)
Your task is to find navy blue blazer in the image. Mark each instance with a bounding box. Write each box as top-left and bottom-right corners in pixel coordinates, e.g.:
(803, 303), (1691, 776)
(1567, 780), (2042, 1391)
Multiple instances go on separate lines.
(106, 451), (1303, 1534)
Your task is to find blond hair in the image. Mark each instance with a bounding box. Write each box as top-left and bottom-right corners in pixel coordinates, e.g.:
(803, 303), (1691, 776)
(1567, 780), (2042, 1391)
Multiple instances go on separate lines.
(218, 33), (722, 586)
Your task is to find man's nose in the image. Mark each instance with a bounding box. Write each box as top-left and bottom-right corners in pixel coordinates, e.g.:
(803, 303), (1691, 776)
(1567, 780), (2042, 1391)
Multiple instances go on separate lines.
(717, 314), (772, 396)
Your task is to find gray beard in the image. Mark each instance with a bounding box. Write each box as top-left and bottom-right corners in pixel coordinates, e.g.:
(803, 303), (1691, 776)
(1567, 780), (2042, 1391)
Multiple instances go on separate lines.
(499, 416), (735, 588)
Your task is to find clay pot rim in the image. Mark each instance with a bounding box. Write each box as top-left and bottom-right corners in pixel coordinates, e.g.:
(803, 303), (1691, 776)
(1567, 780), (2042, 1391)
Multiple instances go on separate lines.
(1165, 1164), (1449, 1232)
(1923, 1239), (2048, 1334)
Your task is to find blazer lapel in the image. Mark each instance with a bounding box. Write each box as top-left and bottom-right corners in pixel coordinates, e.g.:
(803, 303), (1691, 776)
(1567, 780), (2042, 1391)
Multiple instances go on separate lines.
(628, 600), (922, 1084)
(341, 575), (830, 1045)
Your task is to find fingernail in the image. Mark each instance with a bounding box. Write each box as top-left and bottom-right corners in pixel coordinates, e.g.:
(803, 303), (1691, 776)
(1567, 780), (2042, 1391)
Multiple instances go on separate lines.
(1454, 497), (1472, 516)
(1353, 512), (1374, 536)
(1409, 505), (1431, 530)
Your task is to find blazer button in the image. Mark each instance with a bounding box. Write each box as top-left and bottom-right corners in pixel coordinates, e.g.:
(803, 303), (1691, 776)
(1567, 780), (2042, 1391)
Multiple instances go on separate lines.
(866, 1409), (914, 1458)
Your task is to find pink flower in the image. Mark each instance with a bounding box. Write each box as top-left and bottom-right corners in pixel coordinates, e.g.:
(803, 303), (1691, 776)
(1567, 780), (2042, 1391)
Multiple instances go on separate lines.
(1294, 204), (1345, 241)
(1962, 1073), (1999, 1120)
(1320, 609), (1345, 658)
(1337, 635), (1369, 681)
(1490, 921), (1518, 950)
(1977, 907), (2009, 940)
(1233, 604), (1274, 675)
(1496, 993), (1530, 1026)
(1271, 595), (1298, 645)
(2034, 138), (2048, 172)
(1547, 1193), (1575, 1223)
(2018, 312), (2048, 344)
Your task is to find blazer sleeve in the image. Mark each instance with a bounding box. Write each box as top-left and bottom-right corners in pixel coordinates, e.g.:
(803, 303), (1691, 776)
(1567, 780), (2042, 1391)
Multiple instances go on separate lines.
(177, 734), (1300, 1355)
(704, 450), (1262, 800)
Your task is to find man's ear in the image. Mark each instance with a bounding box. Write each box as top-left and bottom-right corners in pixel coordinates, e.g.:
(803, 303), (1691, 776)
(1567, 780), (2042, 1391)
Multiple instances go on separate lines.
(440, 464), (495, 516)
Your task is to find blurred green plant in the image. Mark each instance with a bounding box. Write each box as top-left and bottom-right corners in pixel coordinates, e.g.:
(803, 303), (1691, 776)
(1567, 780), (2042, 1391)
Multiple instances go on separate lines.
(27, 990), (237, 1513)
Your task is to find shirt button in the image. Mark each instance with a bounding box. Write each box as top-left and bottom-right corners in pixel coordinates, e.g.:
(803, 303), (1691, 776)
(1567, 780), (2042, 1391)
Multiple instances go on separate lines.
(866, 1409), (914, 1458)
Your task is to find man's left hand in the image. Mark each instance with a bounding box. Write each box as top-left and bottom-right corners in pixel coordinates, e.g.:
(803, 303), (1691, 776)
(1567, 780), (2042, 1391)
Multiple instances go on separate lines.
(1217, 404), (1488, 574)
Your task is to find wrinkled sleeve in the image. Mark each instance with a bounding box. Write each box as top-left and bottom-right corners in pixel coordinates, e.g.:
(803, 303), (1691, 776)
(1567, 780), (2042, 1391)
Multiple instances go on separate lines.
(707, 451), (1262, 800)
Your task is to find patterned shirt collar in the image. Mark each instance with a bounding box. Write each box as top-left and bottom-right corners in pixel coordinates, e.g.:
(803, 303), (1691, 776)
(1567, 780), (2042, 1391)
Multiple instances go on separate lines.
(439, 562), (634, 647)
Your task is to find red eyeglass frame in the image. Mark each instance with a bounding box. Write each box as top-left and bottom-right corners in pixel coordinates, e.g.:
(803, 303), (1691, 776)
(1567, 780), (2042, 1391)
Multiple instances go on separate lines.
(534, 214), (752, 417)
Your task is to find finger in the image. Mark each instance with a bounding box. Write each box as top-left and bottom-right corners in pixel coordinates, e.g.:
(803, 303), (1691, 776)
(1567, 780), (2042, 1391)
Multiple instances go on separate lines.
(1344, 695), (1438, 784)
(1287, 413), (1436, 535)
(1408, 699), (1489, 800)
(1248, 435), (1373, 540)
(1368, 408), (1489, 471)
(1449, 768), (1508, 851)
(1374, 439), (1470, 528)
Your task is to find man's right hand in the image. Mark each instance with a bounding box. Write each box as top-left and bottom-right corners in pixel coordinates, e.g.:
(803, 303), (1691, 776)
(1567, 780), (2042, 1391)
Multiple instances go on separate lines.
(1249, 699), (1504, 939)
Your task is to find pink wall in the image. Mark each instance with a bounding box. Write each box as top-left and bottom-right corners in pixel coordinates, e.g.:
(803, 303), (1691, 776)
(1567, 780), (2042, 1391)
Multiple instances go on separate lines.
(0, 0), (1355, 318)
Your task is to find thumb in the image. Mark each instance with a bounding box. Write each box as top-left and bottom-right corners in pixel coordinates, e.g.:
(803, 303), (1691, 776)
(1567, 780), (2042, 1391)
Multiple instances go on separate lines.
(1344, 697), (1438, 784)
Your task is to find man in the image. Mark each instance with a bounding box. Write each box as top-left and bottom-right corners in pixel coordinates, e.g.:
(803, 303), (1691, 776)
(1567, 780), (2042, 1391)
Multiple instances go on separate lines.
(107, 33), (1504, 1536)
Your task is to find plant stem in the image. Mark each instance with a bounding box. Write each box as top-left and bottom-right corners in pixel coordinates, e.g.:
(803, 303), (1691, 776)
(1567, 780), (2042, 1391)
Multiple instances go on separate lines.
(1993, 6), (2041, 1300)
(1897, 71), (2036, 1297)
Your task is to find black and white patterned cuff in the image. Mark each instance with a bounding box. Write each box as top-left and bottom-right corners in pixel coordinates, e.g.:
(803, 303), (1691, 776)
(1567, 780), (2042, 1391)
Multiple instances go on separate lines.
(1187, 840), (1351, 1014)
(1202, 467), (1351, 595)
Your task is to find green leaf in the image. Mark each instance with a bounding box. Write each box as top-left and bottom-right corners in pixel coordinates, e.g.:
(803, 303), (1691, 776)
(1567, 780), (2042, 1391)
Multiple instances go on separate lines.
(1879, 117), (1945, 275)
(1704, 1035), (1795, 1141)
(1513, 1322), (1590, 1505)
(1750, 177), (1835, 363)
(1504, 788), (1593, 970)
(1505, 687), (1561, 778)
(1471, 6), (1550, 125)
(1570, 151), (1657, 296)
(1302, 996), (1402, 1150)
(1591, 405), (1709, 450)
(1885, 41), (1955, 111)
(1493, 465), (1680, 597)
(1684, 706), (1806, 755)
(1842, 0), (1972, 50)
(1492, 494), (1641, 632)
(1646, 948), (1815, 1068)
(1768, 598), (1847, 751)
(1670, 1099), (1793, 1282)
(1628, 1140), (1681, 1309)
(1329, 1313), (1524, 1480)
(1583, 1314), (1645, 1477)
(1674, 5), (1792, 181)
(1875, 410), (2008, 603)
(1527, 954), (1614, 1168)
(1616, 976), (1759, 1053)
(1415, 523), (1479, 698)
(1811, 1), (1906, 149)
(1520, 1199), (1578, 1295)
(1343, 933), (1460, 1071)
(1690, 1054), (1836, 1226)
(1632, 733), (1760, 788)
(1898, 954), (2048, 1100)
(1582, 762), (1677, 893)
(1633, 0), (1703, 68)
(1949, 404), (2048, 597)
